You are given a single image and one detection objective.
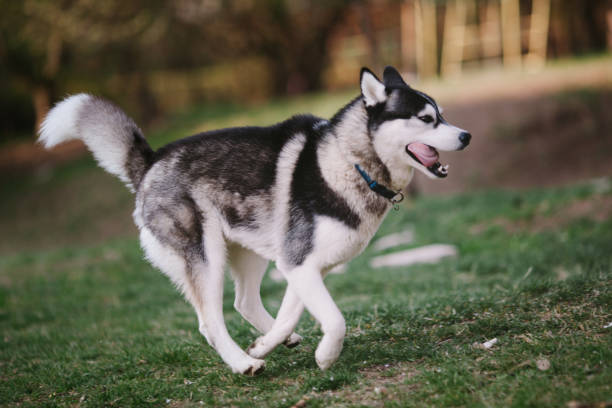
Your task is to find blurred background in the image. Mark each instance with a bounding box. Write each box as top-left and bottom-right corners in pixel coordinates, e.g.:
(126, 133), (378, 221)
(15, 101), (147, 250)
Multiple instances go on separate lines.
(0, 0), (611, 254)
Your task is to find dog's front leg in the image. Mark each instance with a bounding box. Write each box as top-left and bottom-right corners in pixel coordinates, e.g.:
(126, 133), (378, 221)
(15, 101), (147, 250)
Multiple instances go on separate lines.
(286, 266), (346, 370)
(247, 285), (304, 359)
(228, 245), (303, 347)
(247, 265), (345, 369)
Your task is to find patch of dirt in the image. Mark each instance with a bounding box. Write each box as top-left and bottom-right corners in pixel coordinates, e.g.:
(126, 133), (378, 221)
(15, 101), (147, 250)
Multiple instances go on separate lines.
(566, 401), (612, 408)
(313, 362), (421, 407)
(528, 195), (612, 231)
(470, 194), (612, 234)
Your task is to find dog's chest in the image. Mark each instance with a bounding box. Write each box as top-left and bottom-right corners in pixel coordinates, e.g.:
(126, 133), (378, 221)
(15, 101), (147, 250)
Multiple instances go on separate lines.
(310, 212), (385, 268)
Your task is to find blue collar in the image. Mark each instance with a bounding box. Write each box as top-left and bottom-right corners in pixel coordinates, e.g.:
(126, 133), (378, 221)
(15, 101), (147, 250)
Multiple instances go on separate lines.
(354, 164), (404, 205)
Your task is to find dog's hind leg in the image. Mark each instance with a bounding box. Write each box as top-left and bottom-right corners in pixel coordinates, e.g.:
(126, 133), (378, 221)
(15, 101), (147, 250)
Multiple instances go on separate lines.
(140, 223), (265, 375)
(228, 245), (303, 347)
(195, 220), (266, 375)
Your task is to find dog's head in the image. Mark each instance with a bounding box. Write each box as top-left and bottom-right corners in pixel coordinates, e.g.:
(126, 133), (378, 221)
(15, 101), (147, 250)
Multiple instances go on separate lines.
(360, 66), (471, 179)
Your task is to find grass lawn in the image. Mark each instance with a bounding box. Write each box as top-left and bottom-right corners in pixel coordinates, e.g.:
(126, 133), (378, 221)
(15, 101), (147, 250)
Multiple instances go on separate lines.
(1, 63), (611, 405)
(1, 179), (611, 407)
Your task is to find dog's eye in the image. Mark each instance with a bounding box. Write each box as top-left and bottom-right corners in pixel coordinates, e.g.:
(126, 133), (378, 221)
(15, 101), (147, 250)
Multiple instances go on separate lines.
(418, 115), (434, 124)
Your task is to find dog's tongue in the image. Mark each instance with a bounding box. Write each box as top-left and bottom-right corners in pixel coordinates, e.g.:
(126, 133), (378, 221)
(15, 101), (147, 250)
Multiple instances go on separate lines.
(407, 143), (439, 167)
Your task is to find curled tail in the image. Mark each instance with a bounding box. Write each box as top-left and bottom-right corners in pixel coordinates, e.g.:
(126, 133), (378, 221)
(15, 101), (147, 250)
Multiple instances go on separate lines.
(38, 94), (154, 191)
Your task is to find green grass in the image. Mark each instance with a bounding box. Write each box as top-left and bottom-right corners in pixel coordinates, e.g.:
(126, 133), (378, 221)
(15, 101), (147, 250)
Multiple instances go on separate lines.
(1, 71), (611, 405)
(1, 181), (611, 407)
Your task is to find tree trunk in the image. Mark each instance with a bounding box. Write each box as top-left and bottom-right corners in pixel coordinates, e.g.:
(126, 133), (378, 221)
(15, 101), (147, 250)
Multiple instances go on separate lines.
(261, 5), (347, 95)
(33, 85), (50, 133)
(33, 29), (62, 135)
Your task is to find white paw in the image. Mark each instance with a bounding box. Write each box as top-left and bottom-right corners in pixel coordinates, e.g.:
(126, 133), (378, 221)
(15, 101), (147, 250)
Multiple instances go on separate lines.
(315, 336), (343, 370)
(283, 333), (303, 348)
(246, 337), (269, 359)
(233, 357), (265, 376)
(315, 352), (337, 370)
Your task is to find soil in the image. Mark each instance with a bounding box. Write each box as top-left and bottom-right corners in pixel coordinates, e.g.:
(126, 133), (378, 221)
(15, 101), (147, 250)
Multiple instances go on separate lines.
(302, 362), (421, 408)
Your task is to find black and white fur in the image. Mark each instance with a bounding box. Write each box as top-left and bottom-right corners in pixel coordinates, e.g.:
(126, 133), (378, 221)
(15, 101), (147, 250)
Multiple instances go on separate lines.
(39, 67), (471, 375)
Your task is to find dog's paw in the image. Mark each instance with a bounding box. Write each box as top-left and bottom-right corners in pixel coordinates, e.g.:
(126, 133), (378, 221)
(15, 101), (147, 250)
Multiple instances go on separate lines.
(283, 333), (303, 349)
(315, 354), (336, 370)
(242, 358), (265, 376)
(230, 356), (265, 376)
(314, 335), (343, 370)
(246, 337), (269, 359)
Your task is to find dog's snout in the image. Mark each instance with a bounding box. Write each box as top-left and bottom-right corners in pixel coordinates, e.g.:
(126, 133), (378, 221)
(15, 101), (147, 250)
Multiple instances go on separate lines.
(459, 132), (471, 147)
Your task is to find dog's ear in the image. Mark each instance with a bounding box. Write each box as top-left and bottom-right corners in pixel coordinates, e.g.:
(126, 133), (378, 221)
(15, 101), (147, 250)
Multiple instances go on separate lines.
(383, 66), (408, 88)
(360, 68), (387, 107)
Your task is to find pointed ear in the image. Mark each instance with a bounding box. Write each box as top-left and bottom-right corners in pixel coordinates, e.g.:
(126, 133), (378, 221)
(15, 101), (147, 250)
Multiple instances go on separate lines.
(360, 68), (387, 107)
(383, 66), (408, 88)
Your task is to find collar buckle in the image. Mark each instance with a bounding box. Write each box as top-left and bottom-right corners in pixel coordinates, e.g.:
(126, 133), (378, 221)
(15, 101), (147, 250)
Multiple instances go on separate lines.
(390, 191), (404, 204)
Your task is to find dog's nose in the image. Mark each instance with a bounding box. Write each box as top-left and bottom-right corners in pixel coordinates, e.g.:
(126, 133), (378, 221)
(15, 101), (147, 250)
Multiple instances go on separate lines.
(459, 132), (471, 146)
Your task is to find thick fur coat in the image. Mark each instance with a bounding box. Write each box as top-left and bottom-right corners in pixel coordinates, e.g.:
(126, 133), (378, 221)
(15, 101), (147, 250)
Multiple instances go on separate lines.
(39, 67), (470, 375)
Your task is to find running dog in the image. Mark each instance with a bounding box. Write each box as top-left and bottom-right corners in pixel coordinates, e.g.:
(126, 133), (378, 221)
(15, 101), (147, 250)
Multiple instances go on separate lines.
(39, 66), (471, 375)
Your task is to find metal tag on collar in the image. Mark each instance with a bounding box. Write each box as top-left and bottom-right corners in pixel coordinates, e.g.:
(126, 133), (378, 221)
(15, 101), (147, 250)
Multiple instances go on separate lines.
(390, 190), (404, 210)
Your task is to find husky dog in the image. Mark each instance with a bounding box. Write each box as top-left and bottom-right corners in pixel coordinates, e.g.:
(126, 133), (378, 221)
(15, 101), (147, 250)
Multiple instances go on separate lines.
(39, 67), (470, 375)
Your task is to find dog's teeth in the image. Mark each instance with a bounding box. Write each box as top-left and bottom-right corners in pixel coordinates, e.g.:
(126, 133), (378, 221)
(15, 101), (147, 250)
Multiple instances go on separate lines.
(436, 164), (449, 175)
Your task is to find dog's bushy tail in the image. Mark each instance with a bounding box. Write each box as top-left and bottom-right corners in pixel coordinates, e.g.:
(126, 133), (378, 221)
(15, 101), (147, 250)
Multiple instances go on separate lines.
(38, 94), (154, 191)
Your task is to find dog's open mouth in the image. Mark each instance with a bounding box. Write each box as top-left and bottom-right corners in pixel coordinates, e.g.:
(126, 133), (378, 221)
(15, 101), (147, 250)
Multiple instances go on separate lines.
(406, 143), (449, 178)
